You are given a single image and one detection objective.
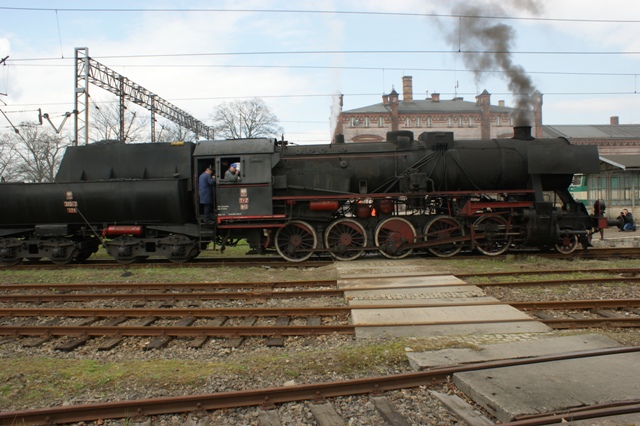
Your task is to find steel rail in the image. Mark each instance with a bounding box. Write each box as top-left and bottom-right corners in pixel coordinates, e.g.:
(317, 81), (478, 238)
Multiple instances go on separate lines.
(549, 247), (640, 259)
(474, 277), (640, 287)
(0, 279), (338, 291)
(541, 318), (640, 328)
(501, 401), (640, 426)
(0, 306), (352, 318)
(1, 278), (637, 297)
(0, 289), (344, 302)
(1, 346), (638, 426)
(455, 267), (640, 278)
(510, 299), (640, 310)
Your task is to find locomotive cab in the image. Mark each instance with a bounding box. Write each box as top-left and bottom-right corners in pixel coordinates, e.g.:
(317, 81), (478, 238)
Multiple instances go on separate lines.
(193, 138), (280, 219)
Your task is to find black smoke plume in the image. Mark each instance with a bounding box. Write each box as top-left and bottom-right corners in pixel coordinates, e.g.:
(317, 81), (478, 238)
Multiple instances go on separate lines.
(445, 1), (543, 126)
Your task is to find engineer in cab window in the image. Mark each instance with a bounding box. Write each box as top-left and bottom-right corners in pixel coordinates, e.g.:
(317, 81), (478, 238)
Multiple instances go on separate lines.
(222, 163), (241, 182)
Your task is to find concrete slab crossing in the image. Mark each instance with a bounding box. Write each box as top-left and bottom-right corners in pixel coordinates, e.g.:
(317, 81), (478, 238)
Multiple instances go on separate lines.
(446, 335), (640, 423)
(336, 258), (551, 338)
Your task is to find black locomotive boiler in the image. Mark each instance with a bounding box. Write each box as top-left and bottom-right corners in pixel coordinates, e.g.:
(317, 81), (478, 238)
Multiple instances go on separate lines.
(0, 126), (602, 265)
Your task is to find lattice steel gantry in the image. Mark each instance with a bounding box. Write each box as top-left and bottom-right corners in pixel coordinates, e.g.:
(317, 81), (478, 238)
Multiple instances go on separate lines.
(74, 47), (213, 145)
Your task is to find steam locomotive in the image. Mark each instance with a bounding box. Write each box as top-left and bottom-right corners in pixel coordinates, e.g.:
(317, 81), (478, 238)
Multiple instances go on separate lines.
(0, 126), (603, 265)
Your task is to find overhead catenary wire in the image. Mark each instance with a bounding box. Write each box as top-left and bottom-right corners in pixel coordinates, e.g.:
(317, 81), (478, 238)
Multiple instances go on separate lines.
(8, 49), (640, 63)
(7, 62), (639, 78)
(1, 6), (640, 24)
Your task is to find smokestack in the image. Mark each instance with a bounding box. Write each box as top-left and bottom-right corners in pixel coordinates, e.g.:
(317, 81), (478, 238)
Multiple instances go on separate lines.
(402, 76), (413, 102)
(513, 126), (534, 141)
(610, 116), (619, 125)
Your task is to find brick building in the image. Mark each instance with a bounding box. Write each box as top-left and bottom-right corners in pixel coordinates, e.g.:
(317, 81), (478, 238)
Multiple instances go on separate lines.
(334, 76), (544, 142)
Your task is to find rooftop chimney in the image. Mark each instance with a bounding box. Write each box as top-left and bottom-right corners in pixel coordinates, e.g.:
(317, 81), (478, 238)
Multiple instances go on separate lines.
(610, 116), (619, 125)
(498, 100), (505, 107)
(431, 93), (440, 102)
(402, 76), (413, 102)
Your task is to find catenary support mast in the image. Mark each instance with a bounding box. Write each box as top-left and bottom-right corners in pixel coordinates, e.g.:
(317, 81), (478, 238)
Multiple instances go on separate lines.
(74, 47), (213, 145)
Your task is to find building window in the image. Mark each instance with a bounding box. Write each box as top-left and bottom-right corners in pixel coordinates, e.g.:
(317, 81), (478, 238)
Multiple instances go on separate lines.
(364, 117), (370, 127)
(426, 116), (432, 127)
(416, 116), (422, 127)
(447, 116), (452, 127)
(350, 117), (359, 127)
(378, 116), (384, 127)
(404, 117), (410, 127)
(457, 117), (462, 127)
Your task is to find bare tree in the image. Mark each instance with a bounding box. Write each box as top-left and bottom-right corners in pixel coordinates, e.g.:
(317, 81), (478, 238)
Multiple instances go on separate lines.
(9, 123), (70, 182)
(0, 132), (21, 181)
(91, 101), (149, 143)
(212, 98), (282, 139)
(155, 120), (198, 143)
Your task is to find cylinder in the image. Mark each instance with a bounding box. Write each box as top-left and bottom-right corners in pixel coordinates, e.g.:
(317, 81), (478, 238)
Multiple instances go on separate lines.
(354, 204), (371, 219)
(378, 199), (394, 215)
(106, 225), (143, 236)
(309, 201), (340, 211)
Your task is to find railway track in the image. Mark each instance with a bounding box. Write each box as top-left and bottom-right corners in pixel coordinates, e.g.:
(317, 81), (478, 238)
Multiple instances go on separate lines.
(3, 256), (334, 270)
(1, 297), (638, 352)
(1, 266), (639, 424)
(3, 247), (640, 270)
(0, 281), (352, 350)
(1, 346), (638, 426)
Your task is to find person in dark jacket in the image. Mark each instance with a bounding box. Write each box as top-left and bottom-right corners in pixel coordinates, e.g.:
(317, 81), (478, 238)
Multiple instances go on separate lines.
(198, 168), (215, 223)
(222, 163), (241, 182)
(622, 208), (636, 231)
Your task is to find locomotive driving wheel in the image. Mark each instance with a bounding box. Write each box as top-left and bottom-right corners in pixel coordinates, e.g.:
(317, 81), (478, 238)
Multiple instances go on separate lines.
(555, 232), (579, 254)
(275, 220), (317, 262)
(374, 217), (416, 259)
(423, 215), (465, 258)
(324, 218), (368, 261)
(473, 215), (512, 256)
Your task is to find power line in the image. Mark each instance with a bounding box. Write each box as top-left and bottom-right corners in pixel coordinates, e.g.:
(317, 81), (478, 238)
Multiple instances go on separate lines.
(9, 62), (638, 78)
(1, 6), (639, 24)
(8, 49), (640, 64)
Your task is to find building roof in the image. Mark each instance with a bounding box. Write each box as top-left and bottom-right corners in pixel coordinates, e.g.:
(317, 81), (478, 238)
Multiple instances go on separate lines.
(344, 98), (514, 115)
(543, 124), (640, 139)
(600, 154), (640, 170)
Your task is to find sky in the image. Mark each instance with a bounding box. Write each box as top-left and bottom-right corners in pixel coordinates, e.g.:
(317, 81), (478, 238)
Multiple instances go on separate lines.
(1, 0), (639, 144)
